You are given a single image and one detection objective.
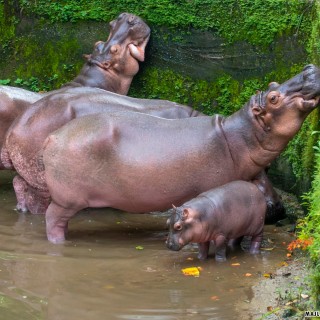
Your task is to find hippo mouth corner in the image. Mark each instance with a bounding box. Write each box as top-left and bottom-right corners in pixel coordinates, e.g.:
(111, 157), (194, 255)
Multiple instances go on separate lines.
(299, 96), (320, 111)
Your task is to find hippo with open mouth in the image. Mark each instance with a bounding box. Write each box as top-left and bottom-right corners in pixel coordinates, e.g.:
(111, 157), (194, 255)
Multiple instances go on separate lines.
(38, 64), (320, 243)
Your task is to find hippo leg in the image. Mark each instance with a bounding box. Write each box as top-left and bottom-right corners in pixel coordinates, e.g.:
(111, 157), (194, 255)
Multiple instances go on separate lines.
(249, 232), (263, 254)
(214, 235), (227, 262)
(46, 201), (78, 244)
(26, 187), (51, 215)
(12, 175), (29, 213)
(197, 241), (210, 260)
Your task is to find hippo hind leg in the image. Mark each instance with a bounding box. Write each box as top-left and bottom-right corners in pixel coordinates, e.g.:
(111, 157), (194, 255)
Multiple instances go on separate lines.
(46, 201), (79, 244)
(26, 186), (51, 215)
(13, 175), (29, 213)
(249, 231), (263, 255)
(214, 234), (227, 262)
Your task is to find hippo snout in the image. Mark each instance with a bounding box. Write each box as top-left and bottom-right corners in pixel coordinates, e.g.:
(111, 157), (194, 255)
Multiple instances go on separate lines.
(301, 64), (320, 98)
(166, 238), (182, 251)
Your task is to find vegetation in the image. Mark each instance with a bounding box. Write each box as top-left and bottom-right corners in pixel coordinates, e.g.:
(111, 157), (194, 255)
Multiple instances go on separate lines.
(0, 0), (320, 313)
(16, 0), (312, 47)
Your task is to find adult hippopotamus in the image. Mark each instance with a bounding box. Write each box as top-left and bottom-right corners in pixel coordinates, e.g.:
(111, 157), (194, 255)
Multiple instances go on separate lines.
(2, 87), (204, 214)
(39, 64), (320, 243)
(166, 181), (267, 262)
(60, 12), (150, 94)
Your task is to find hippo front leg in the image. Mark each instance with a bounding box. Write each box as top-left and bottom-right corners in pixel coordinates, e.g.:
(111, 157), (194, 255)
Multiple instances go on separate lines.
(197, 241), (210, 260)
(13, 175), (29, 213)
(214, 234), (227, 262)
(46, 201), (78, 244)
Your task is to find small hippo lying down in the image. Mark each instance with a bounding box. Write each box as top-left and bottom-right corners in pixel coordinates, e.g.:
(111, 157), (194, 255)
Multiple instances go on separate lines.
(166, 181), (267, 262)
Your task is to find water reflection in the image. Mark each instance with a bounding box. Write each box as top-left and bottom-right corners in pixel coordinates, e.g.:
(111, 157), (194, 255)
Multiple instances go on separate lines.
(0, 180), (292, 320)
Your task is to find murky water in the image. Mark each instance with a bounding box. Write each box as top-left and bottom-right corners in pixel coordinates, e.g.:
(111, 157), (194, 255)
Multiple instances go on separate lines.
(0, 172), (294, 320)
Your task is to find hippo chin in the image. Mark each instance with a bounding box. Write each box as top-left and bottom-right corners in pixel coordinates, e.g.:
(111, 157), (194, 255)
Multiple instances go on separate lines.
(166, 181), (267, 262)
(39, 64), (320, 243)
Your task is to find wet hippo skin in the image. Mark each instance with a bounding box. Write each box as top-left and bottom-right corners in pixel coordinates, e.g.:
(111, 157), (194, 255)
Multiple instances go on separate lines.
(166, 181), (267, 262)
(40, 65), (320, 243)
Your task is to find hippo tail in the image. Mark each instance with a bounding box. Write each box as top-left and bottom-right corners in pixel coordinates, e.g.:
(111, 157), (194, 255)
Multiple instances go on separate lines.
(37, 135), (52, 172)
(0, 146), (14, 169)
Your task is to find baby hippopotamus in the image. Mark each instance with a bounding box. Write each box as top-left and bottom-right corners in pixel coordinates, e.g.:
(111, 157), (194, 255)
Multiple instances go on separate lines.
(166, 181), (267, 262)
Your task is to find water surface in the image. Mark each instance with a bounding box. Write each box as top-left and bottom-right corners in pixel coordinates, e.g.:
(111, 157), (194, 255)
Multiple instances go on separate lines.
(0, 174), (293, 320)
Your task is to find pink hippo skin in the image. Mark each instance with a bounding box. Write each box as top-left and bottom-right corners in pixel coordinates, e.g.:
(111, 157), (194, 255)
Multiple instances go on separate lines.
(1, 12), (151, 212)
(0, 86), (44, 170)
(39, 64), (320, 243)
(166, 181), (267, 262)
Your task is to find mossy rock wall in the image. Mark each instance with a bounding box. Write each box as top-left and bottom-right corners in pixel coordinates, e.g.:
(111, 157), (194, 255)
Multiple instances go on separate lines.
(0, 0), (319, 194)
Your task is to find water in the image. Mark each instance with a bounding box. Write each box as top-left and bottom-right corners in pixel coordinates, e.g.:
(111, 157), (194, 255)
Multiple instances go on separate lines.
(0, 172), (293, 320)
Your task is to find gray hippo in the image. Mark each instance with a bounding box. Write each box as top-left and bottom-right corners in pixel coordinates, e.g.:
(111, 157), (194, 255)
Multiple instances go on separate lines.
(166, 181), (267, 262)
(1, 12), (150, 211)
(38, 64), (320, 243)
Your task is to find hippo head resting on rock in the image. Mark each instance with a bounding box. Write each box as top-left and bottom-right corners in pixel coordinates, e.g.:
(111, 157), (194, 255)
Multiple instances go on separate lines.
(66, 12), (150, 94)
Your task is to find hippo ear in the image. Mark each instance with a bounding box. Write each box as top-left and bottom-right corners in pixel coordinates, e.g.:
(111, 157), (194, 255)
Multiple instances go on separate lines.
(182, 208), (189, 220)
(172, 204), (177, 211)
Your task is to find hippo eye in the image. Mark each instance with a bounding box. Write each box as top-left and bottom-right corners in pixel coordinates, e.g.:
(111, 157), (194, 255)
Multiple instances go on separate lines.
(269, 94), (279, 104)
(174, 222), (183, 231)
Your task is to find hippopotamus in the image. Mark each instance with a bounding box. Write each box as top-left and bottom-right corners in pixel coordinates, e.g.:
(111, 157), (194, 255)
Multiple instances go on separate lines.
(1, 86), (204, 214)
(38, 64), (320, 243)
(166, 181), (267, 262)
(60, 12), (150, 94)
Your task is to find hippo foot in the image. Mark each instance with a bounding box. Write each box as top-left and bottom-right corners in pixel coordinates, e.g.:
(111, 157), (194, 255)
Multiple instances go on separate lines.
(16, 203), (29, 213)
(47, 234), (66, 244)
(215, 255), (227, 263)
(249, 241), (261, 255)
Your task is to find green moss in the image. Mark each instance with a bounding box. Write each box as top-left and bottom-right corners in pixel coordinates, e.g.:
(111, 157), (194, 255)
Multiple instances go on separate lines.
(13, 35), (81, 91)
(17, 0), (312, 47)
